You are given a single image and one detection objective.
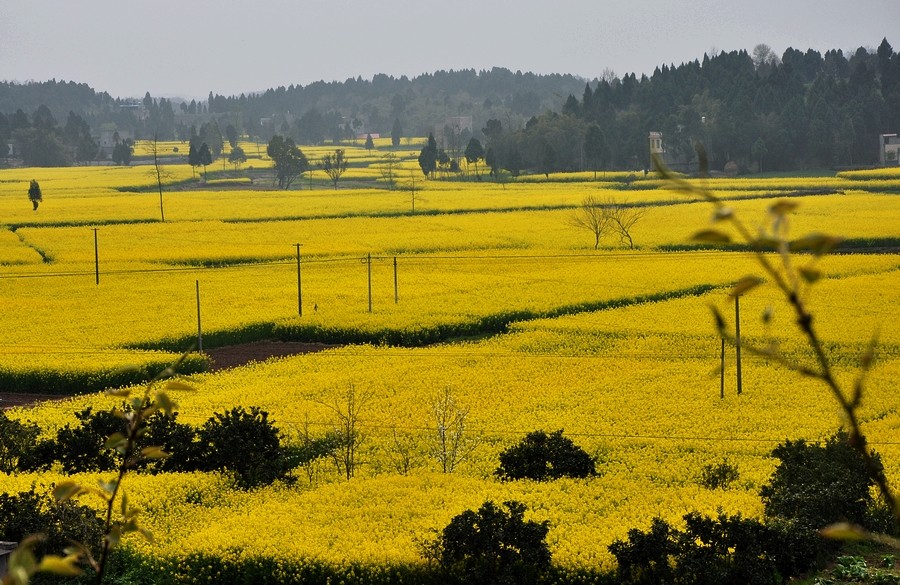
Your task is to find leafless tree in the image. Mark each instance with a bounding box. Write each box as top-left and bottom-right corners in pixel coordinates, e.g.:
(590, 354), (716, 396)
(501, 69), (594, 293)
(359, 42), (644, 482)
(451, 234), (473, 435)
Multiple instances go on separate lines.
(429, 386), (479, 473)
(606, 201), (646, 249)
(569, 195), (612, 249)
(379, 153), (397, 190)
(322, 384), (367, 480)
(570, 196), (645, 249)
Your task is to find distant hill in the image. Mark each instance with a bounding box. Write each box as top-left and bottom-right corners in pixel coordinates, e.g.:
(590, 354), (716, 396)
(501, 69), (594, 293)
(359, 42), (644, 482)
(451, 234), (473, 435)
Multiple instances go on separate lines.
(0, 68), (590, 144)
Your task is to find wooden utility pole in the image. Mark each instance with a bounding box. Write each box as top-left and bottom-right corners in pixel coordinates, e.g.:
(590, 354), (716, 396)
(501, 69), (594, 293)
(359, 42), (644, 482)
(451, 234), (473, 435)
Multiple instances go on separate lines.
(92, 228), (99, 285)
(735, 295), (743, 395)
(196, 280), (203, 352)
(295, 243), (303, 316)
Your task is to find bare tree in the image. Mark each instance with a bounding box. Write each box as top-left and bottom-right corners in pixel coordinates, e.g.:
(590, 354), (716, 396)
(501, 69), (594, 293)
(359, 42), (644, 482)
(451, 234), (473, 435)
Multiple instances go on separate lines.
(323, 384), (367, 480)
(389, 429), (420, 475)
(379, 153), (397, 190)
(606, 201), (646, 249)
(569, 195), (612, 249)
(429, 386), (478, 473)
(570, 196), (645, 249)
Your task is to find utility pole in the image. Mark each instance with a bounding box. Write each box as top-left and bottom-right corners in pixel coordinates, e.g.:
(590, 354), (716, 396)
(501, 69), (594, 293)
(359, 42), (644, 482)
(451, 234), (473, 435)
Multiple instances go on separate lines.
(295, 243), (303, 316)
(92, 228), (99, 285)
(367, 253), (372, 313)
(196, 280), (203, 353)
(720, 337), (725, 399)
(393, 256), (399, 303)
(735, 295), (743, 395)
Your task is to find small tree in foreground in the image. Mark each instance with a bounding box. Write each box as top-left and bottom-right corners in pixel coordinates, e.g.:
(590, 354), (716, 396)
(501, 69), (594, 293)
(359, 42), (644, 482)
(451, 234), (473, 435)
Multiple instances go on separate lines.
(27, 179), (41, 211)
(432, 500), (551, 585)
(495, 429), (596, 481)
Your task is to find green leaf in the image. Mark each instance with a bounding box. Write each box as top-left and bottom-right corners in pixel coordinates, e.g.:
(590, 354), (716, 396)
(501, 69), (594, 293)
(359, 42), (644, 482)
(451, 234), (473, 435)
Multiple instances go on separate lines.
(164, 380), (195, 392)
(820, 522), (867, 541)
(154, 391), (177, 416)
(140, 446), (170, 460)
(104, 432), (127, 451)
(790, 233), (843, 256)
(753, 237), (781, 251)
(97, 479), (118, 496)
(105, 526), (122, 548)
(730, 276), (764, 297)
(798, 266), (821, 284)
(137, 527), (155, 544)
(120, 491), (129, 518)
(691, 229), (731, 243)
(52, 481), (84, 502)
(37, 555), (82, 577)
(769, 200), (799, 216)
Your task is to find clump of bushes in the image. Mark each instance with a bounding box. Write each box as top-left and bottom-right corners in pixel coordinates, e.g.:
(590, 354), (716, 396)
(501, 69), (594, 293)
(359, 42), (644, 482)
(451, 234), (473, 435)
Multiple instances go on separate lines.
(11, 405), (321, 490)
(0, 487), (103, 561)
(427, 500), (551, 585)
(760, 429), (888, 531)
(495, 430), (596, 481)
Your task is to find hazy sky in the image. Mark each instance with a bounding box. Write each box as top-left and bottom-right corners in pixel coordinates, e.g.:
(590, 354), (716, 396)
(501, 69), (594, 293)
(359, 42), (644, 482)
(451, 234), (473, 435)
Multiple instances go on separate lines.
(1, 0), (897, 99)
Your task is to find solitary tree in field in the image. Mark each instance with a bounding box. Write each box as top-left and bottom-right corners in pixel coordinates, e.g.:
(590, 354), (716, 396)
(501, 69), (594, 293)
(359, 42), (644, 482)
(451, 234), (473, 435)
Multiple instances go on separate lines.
(418, 133), (438, 178)
(267, 135), (309, 189)
(569, 195), (611, 249)
(197, 143), (212, 180)
(464, 137), (485, 178)
(319, 149), (348, 189)
(28, 179), (42, 211)
(228, 146), (247, 170)
(391, 118), (402, 147)
(364, 133), (374, 152)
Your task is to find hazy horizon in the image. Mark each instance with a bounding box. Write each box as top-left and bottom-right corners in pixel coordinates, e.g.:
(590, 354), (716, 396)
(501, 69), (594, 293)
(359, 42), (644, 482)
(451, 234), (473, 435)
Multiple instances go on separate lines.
(2, 0), (898, 100)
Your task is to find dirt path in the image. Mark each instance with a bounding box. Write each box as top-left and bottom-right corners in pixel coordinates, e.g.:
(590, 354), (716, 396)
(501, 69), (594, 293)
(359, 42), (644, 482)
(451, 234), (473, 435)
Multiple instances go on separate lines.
(0, 341), (336, 409)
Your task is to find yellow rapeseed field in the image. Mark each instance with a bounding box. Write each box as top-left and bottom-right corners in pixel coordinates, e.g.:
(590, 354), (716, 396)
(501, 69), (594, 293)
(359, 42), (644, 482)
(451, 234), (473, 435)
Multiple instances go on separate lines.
(0, 150), (898, 575)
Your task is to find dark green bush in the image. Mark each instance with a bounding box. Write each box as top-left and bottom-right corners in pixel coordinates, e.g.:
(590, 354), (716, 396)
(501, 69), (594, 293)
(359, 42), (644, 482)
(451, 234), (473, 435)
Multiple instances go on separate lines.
(0, 411), (40, 473)
(0, 487), (103, 561)
(760, 429), (885, 529)
(197, 406), (293, 489)
(137, 411), (203, 474)
(436, 500), (551, 585)
(53, 407), (123, 473)
(608, 512), (822, 585)
(495, 430), (596, 481)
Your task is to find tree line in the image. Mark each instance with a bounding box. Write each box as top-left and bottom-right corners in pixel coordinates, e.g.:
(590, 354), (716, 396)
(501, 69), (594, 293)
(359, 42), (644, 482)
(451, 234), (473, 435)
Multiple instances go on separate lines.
(479, 39), (900, 175)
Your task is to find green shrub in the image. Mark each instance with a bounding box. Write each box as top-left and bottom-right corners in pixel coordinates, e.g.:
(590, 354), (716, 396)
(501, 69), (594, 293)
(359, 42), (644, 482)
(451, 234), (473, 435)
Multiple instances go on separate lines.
(435, 500), (551, 585)
(198, 406), (293, 489)
(495, 430), (596, 481)
(0, 487), (103, 561)
(0, 411), (40, 473)
(608, 512), (822, 585)
(760, 429), (885, 529)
